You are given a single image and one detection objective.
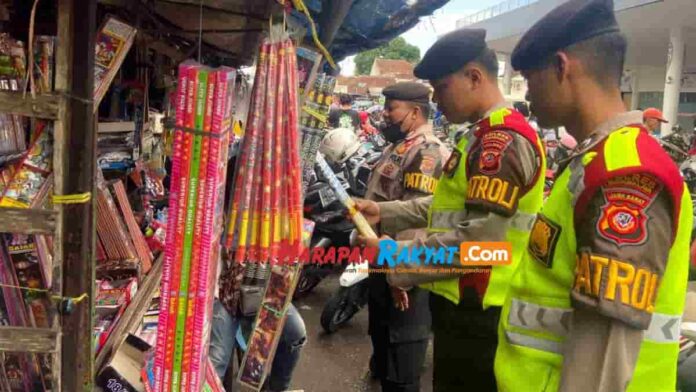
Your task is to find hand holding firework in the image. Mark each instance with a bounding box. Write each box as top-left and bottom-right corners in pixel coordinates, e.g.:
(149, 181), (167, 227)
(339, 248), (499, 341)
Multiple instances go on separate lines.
(314, 153), (378, 239)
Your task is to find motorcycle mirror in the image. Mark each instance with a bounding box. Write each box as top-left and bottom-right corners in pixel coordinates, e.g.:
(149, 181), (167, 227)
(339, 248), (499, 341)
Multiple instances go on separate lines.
(349, 229), (359, 246)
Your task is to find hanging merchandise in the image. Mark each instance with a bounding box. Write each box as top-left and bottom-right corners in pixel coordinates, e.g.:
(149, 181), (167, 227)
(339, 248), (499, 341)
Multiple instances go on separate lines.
(153, 62), (236, 392)
(219, 26), (304, 392)
(94, 17), (137, 110)
(298, 72), (336, 191)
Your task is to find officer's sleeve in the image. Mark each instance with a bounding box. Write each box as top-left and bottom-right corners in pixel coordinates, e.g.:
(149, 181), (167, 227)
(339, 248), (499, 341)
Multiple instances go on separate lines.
(464, 130), (538, 216)
(559, 175), (674, 392)
(400, 143), (447, 201)
(386, 132), (540, 288)
(379, 196), (432, 236)
(571, 175), (673, 329)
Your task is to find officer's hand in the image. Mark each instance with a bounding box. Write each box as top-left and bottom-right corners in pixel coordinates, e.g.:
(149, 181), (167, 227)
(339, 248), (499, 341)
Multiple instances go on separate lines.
(352, 198), (380, 225)
(355, 234), (390, 249)
(391, 286), (409, 311)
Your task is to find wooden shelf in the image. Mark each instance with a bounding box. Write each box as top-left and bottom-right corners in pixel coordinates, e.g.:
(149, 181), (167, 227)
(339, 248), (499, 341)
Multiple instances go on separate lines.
(0, 327), (59, 353)
(0, 91), (62, 120)
(0, 207), (57, 234)
(95, 254), (163, 372)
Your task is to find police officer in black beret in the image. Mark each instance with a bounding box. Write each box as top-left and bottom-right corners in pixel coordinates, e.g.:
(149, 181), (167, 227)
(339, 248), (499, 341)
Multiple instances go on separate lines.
(364, 81), (449, 392)
(353, 29), (545, 392)
(494, 0), (691, 392)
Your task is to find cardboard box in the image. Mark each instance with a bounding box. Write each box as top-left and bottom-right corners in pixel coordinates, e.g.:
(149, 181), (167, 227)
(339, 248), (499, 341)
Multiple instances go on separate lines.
(97, 334), (151, 392)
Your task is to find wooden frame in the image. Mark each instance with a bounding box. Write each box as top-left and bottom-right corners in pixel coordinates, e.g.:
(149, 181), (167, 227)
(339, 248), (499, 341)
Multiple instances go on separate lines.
(0, 1), (97, 391)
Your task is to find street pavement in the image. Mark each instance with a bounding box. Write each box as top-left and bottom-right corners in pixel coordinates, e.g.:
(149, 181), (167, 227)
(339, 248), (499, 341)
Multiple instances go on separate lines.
(290, 273), (434, 392)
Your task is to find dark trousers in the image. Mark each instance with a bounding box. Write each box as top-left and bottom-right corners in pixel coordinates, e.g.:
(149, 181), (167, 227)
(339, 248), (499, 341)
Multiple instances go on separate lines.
(370, 326), (428, 392)
(430, 294), (501, 392)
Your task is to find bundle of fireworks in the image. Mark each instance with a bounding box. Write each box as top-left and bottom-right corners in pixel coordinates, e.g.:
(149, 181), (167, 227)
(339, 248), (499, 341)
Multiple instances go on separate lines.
(221, 29), (303, 391)
(299, 73), (336, 188)
(154, 61), (236, 392)
(225, 33), (304, 266)
(0, 122), (52, 208)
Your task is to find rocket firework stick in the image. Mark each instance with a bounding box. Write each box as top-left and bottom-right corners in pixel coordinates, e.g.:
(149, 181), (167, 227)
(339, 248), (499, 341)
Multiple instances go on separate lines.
(248, 46), (271, 263)
(257, 40), (278, 262)
(270, 41), (287, 261)
(225, 43), (266, 251)
(285, 43), (304, 256)
(315, 153), (378, 239)
(229, 42), (270, 262)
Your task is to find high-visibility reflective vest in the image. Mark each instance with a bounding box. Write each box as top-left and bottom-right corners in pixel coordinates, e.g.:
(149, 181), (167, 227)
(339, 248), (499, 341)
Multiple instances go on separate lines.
(422, 108), (546, 307)
(495, 125), (692, 392)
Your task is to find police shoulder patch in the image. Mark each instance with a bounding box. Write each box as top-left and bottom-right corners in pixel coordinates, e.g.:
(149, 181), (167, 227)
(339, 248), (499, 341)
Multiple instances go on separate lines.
(478, 130), (513, 175)
(379, 162), (399, 180)
(528, 214), (561, 268)
(443, 150), (461, 177)
(419, 155), (437, 175)
(596, 173), (662, 246)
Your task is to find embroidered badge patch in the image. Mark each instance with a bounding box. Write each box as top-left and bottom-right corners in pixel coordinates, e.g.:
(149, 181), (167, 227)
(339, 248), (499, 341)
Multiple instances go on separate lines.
(528, 214), (561, 268)
(379, 162), (399, 179)
(389, 153), (403, 165)
(419, 155), (436, 175)
(596, 173), (661, 246)
(478, 131), (513, 175)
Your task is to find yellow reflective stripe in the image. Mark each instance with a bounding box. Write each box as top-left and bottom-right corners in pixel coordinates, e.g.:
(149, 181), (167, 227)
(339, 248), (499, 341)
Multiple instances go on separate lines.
(489, 108), (512, 127)
(604, 127), (641, 171)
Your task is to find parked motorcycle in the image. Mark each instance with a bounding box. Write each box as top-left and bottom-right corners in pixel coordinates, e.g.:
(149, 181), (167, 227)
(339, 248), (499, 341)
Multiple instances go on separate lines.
(320, 247), (370, 333)
(294, 128), (383, 297)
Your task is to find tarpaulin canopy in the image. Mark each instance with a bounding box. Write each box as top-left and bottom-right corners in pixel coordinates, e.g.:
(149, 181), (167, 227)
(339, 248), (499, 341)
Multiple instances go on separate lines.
(291, 0), (450, 64)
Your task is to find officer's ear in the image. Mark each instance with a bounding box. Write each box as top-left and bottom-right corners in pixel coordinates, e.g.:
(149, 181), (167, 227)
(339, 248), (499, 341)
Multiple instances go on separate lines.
(466, 66), (484, 89)
(552, 51), (571, 83)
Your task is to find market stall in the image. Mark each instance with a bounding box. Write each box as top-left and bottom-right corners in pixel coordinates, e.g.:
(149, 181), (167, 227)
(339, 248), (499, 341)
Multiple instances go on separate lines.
(0, 0), (448, 391)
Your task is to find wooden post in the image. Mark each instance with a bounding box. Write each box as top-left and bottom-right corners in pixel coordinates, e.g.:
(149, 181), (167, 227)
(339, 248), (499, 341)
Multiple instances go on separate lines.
(58, 0), (97, 390)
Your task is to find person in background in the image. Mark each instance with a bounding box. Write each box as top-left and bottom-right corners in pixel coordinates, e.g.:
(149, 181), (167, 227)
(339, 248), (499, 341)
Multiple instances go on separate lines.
(328, 93), (361, 131)
(495, 0), (692, 391)
(643, 107), (668, 137)
(358, 110), (378, 137)
(364, 81), (449, 392)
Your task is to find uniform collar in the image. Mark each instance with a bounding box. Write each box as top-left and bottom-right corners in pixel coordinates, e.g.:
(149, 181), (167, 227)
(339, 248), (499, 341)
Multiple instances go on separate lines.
(472, 101), (511, 137)
(481, 101), (512, 121)
(569, 110), (644, 157)
(405, 123), (434, 141)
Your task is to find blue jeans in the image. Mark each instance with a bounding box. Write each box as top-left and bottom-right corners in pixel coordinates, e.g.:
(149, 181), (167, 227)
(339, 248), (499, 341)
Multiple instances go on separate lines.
(209, 299), (307, 391)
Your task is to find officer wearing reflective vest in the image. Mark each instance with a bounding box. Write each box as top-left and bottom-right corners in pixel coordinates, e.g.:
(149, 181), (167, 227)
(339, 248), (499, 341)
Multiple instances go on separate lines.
(494, 1), (693, 391)
(354, 29), (546, 391)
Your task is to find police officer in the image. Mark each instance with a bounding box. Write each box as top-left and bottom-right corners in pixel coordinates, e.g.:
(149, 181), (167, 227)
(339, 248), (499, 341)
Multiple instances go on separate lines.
(366, 82), (449, 202)
(355, 30), (546, 391)
(365, 81), (449, 392)
(494, 1), (692, 391)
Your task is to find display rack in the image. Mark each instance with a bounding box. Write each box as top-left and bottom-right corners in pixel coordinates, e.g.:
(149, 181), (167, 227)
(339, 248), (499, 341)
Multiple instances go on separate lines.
(0, 1), (97, 391)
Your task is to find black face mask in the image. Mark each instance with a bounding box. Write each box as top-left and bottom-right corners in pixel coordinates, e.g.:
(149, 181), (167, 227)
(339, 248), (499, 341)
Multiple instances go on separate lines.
(379, 112), (410, 144)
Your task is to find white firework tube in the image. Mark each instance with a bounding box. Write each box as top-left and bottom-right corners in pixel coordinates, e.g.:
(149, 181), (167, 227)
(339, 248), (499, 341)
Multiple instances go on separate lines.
(315, 153), (378, 239)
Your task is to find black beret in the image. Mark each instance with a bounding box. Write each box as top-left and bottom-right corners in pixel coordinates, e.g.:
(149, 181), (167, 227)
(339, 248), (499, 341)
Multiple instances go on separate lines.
(414, 28), (487, 80)
(511, 0), (620, 71)
(382, 82), (431, 104)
